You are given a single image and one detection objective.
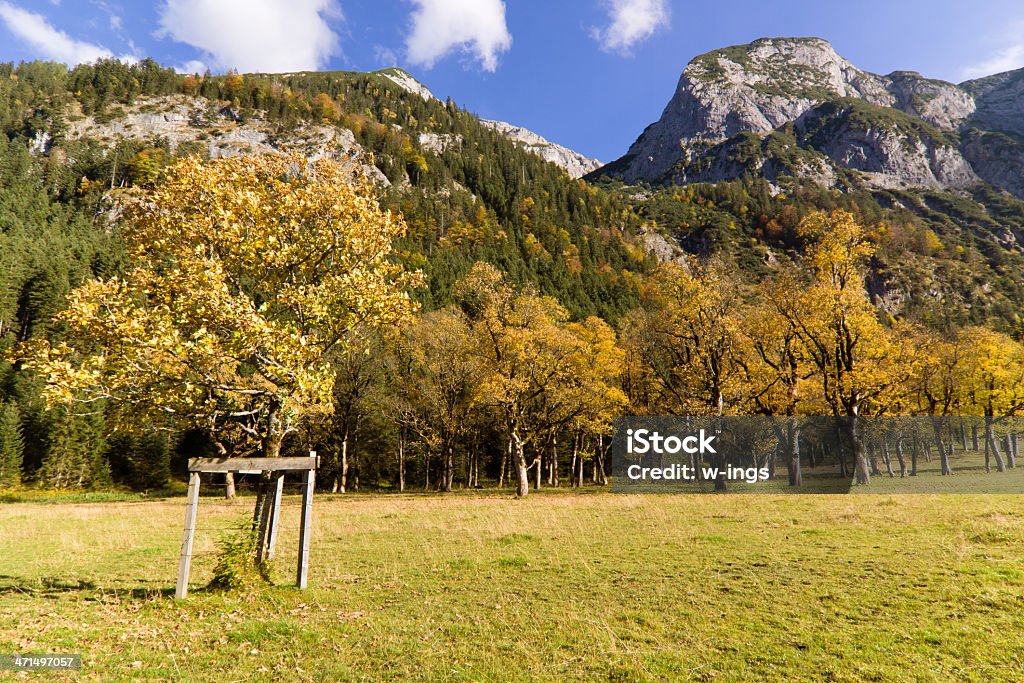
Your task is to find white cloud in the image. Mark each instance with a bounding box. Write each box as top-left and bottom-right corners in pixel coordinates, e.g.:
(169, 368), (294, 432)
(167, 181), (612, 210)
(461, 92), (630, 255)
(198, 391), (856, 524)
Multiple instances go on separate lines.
(175, 59), (208, 75)
(961, 42), (1024, 80)
(0, 1), (120, 64)
(157, 0), (343, 73)
(594, 0), (669, 54)
(405, 0), (512, 72)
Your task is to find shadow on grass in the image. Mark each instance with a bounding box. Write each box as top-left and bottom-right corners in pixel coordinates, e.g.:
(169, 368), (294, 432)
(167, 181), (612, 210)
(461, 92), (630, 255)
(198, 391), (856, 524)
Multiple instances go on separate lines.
(0, 574), (175, 601)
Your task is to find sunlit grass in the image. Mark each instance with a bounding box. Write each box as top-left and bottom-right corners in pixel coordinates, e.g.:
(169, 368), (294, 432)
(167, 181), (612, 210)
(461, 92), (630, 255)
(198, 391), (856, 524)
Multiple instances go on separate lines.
(1, 491), (1023, 681)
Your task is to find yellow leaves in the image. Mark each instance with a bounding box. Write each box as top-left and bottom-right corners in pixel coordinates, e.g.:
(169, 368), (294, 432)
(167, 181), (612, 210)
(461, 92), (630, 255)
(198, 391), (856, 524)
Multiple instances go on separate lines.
(18, 153), (421, 450)
(955, 327), (1024, 415)
(797, 210), (875, 290)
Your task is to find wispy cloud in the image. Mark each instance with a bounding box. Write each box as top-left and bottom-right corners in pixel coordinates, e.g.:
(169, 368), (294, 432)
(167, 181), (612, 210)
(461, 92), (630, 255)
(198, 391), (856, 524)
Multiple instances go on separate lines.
(593, 0), (669, 54)
(405, 0), (512, 72)
(0, 1), (129, 64)
(157, 0), (343, 73)
(374, 45), (399, 68)
(960, 40), (1024, 80)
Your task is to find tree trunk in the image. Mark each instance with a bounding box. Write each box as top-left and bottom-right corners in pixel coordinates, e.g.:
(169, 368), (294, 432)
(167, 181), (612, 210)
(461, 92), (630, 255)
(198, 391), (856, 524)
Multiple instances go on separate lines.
(869, 444), (881, 477)
(569, 433), (579, 488)
(894, 438), (907, 478)
(881, 440), (895, 478)
(253, 402), (285, 564)
(398, 429), (406, 493)
(1006, 433), (1017, 469)
(972, 424), (979, 451)
(215, 440), (236, 499)
(577, 443), (584, 488)
(499, 437), (510, 489)
(513, 428), (529, 498)
(910, 434), (918, 477)
(960, 422), (968, 451)
(985, 432), (991, 473)
(440, 442), (454, 493)
(550, 436), (559, 487)
(986, 416), (1007, 473)
(932, 420), (953, 476)
(340, 435), (349, 493)
(786, 417), (801, 487)
(848, 416), (870, 485)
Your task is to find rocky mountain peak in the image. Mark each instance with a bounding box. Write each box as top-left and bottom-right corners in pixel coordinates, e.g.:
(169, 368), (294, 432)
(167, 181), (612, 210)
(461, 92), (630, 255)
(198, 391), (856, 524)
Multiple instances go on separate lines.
(596, 36), (1001, 194)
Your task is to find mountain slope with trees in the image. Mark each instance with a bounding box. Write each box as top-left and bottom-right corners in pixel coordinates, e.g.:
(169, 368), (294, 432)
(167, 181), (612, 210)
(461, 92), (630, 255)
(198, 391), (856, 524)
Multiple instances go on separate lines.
(2, 52), (1024, 494)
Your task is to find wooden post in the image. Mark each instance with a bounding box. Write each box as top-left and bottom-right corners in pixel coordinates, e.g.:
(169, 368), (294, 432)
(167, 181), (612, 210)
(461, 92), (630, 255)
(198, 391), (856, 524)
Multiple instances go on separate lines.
(297, 468), (315, 589)
(175, 472), (201, 599)
(266, 473), (285, 560)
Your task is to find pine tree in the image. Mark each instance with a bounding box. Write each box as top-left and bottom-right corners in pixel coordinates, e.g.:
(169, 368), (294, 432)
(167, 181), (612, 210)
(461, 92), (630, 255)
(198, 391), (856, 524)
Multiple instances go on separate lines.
(0, 401), (24, 487)
(38, 408), (108, 489)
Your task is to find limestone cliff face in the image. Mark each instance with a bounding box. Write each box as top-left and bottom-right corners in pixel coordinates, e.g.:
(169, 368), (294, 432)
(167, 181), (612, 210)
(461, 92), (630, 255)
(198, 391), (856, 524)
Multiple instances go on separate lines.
(960, 129), (1024, 198)
(377, 68), (437, 102)
(796, 101), (978, 189)
(63, 95), (388, 184)
(597, 37), (1000, 194)
(480, 120), (601, 179)
(962, 68), (1024, 138)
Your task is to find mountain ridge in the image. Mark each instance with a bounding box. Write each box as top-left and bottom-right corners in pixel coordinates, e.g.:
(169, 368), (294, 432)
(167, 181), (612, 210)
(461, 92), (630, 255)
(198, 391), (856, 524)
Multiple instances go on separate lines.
(376, 67), (599, 178)
(593, 36), (1021, 198)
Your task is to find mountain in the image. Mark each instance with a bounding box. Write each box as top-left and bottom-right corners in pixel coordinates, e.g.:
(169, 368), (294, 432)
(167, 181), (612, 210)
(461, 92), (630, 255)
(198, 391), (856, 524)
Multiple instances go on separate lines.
(593, 37), (1024, 198)
(376, 67), (598, 178)
(377, 67), (437, 101)
(6, 54), (1024, 332)
(479, 119), (601, 179)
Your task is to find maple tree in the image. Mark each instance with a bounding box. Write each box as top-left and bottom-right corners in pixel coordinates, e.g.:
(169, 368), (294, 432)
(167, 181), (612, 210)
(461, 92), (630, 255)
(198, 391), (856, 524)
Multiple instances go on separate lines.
(21, 153), (419, 542)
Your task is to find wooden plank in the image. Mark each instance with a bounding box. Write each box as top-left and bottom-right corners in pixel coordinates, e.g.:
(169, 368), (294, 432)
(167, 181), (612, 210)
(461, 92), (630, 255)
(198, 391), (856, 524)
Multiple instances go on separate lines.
(296, 469), (315, 589)
(175, 472), (201, 600)
(189, 457), (316, 473)
(266, 473), (285, 560)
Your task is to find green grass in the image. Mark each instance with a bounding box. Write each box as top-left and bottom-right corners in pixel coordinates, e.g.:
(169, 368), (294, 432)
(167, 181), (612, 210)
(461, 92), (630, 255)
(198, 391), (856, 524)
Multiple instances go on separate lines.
(1, 491), (1023, 681)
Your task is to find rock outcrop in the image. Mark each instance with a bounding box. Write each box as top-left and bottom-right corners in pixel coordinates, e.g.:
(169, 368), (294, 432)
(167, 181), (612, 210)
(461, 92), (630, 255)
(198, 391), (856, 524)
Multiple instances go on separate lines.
(962, 68), (1024, 138)
(377, 68), (437, 102)
(62, 95), (387, 184)
(480, 119), (601, 179)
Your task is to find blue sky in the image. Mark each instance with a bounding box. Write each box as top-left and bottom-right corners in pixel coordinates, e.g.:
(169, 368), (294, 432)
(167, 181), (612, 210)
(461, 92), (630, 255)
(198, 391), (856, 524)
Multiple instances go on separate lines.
(1, 1), (1022, 161)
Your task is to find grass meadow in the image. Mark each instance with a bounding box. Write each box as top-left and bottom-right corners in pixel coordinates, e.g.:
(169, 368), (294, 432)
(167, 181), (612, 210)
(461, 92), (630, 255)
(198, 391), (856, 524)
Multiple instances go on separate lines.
(1, 487), (1024, 682)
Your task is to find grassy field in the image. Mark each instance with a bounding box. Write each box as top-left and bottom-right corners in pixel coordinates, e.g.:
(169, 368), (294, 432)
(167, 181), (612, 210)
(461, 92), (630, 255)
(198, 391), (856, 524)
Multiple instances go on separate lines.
(2, 490), (1024, 682)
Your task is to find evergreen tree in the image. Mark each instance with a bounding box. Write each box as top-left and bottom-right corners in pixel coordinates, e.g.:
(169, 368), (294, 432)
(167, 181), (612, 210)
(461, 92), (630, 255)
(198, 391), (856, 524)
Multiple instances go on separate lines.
(38, 408), (108, 489)
(0, 401), (23, 487)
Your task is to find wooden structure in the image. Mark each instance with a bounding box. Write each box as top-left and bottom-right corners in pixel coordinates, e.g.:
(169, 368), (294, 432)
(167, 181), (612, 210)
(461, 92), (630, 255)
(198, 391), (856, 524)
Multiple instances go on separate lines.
(175, 454), (318, 599)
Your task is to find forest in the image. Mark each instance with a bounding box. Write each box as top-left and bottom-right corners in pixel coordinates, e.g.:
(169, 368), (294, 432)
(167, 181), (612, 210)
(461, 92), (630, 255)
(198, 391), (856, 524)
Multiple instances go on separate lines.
(1, 59), (1024, 497)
